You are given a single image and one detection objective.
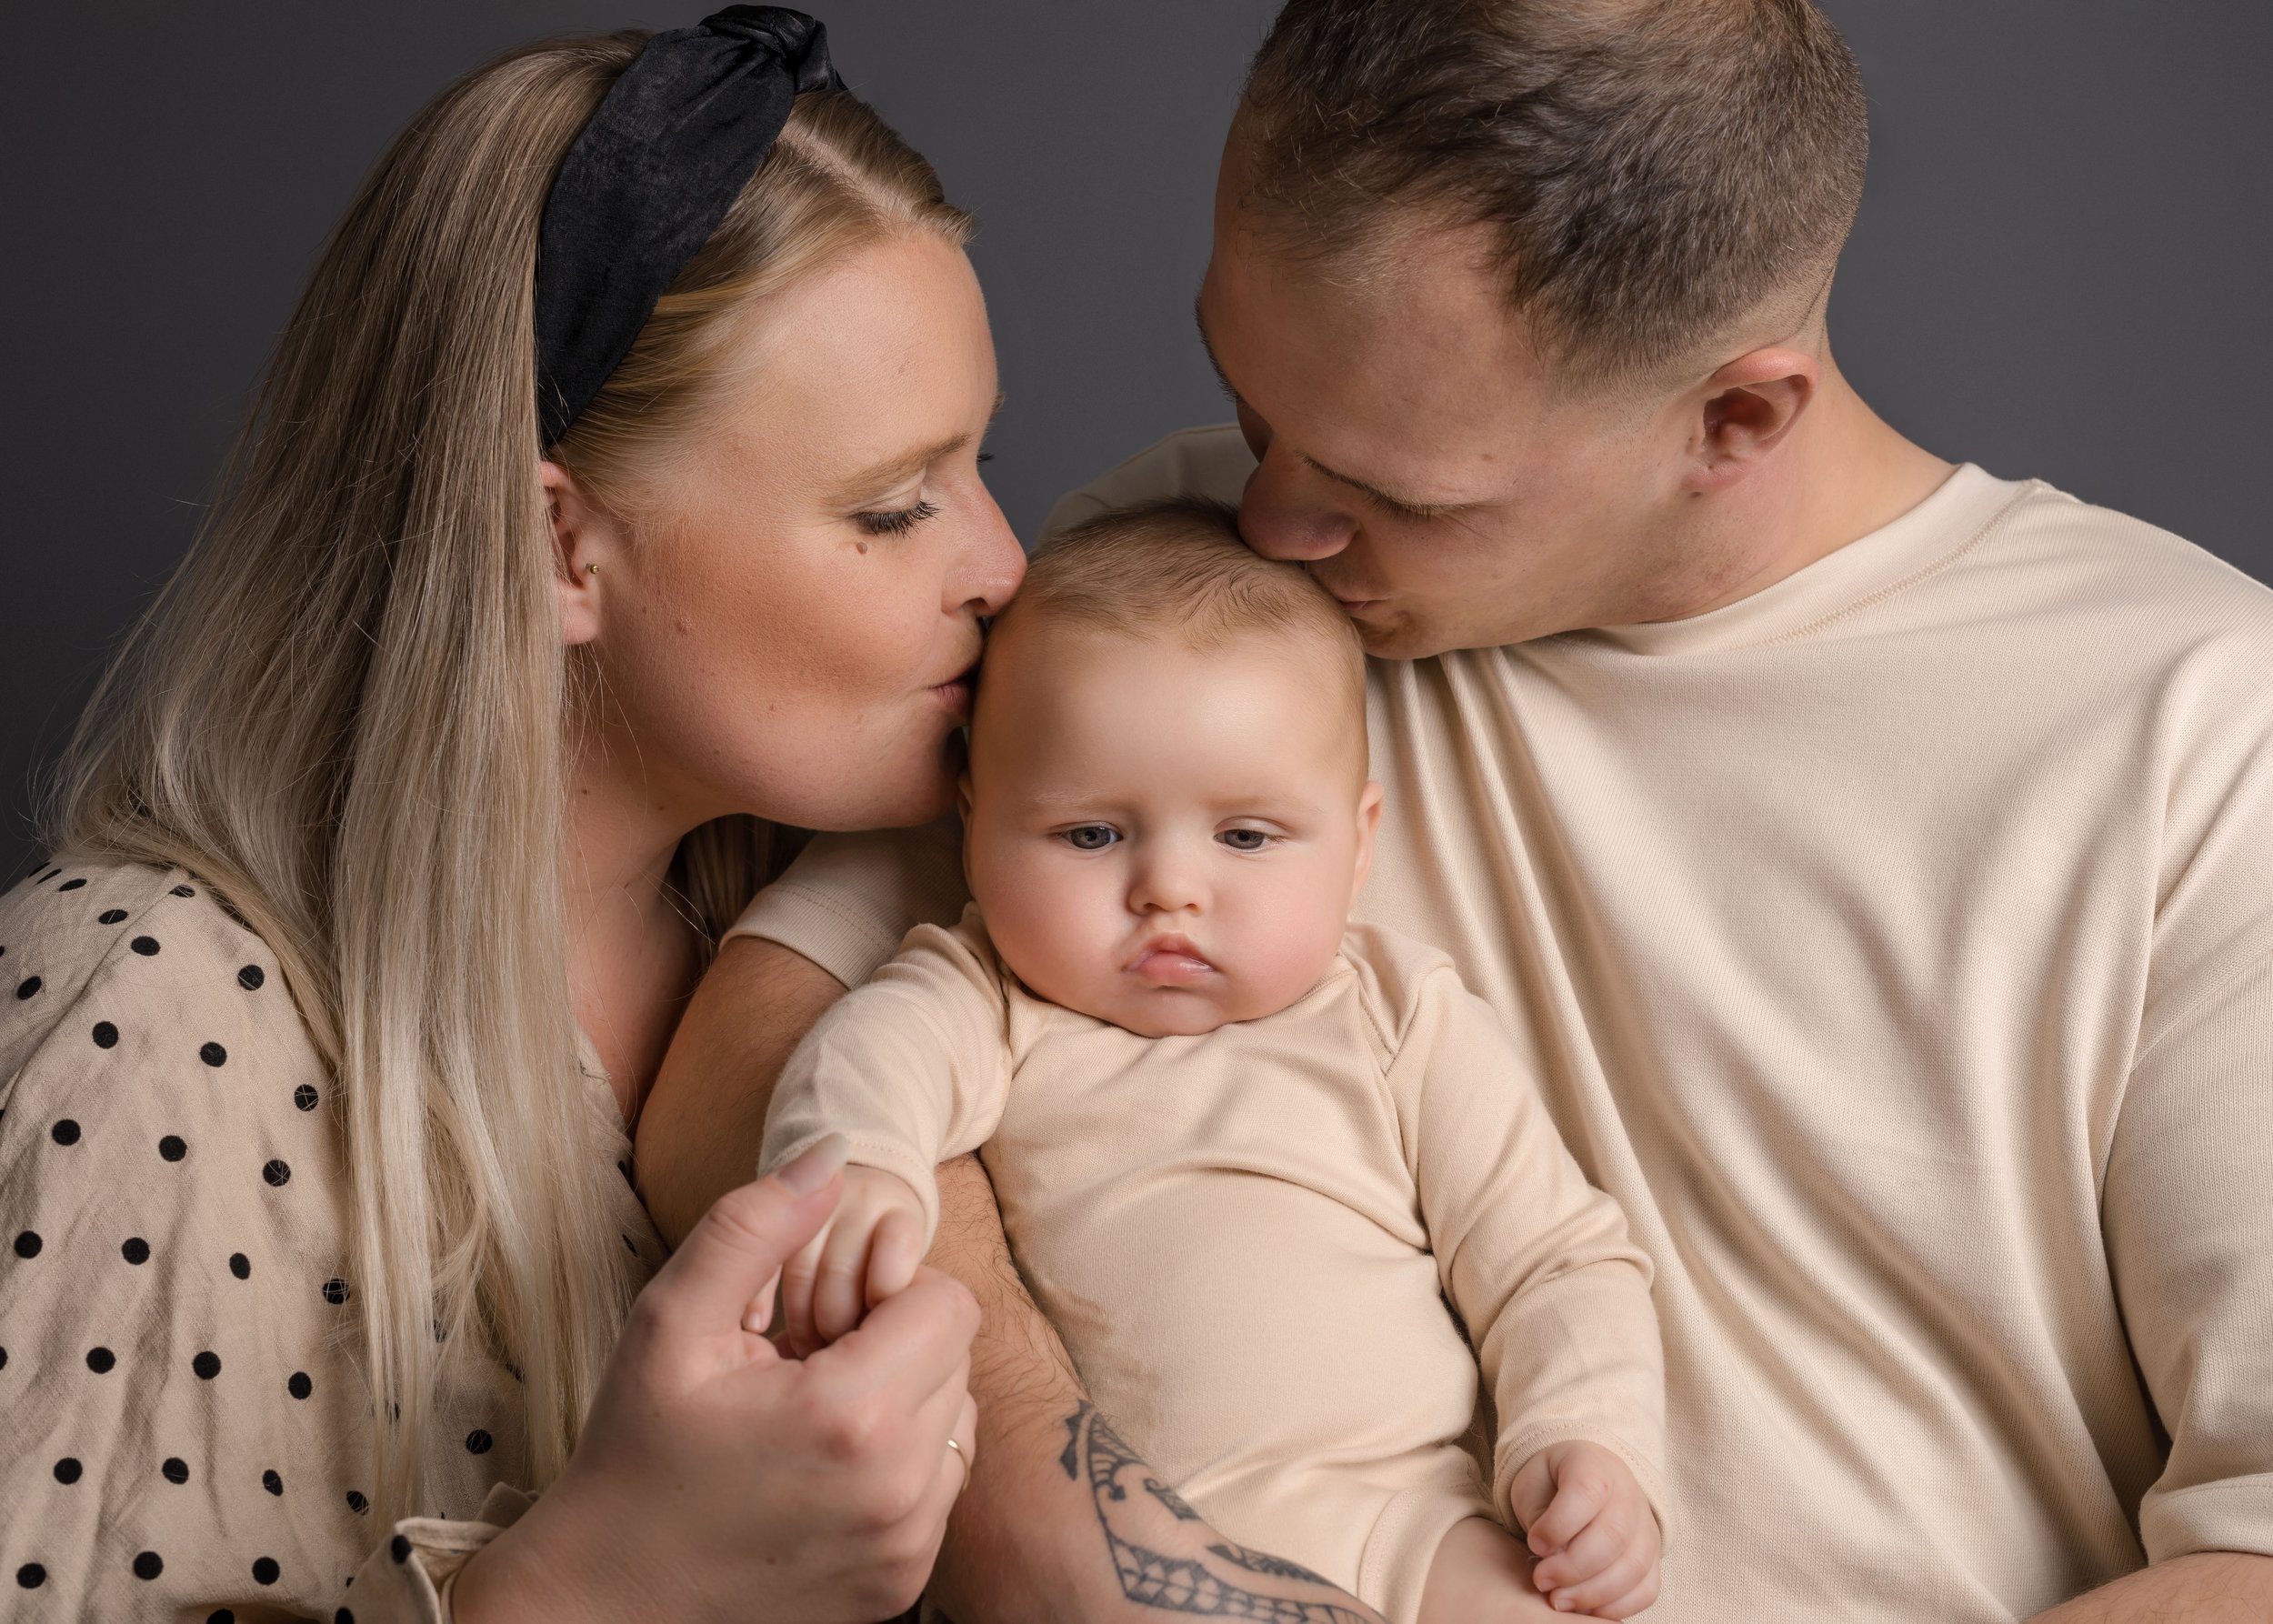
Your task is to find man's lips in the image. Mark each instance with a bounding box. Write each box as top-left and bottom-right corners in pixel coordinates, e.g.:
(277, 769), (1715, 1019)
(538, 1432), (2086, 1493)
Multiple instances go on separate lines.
(1126, 934), (1216, 986)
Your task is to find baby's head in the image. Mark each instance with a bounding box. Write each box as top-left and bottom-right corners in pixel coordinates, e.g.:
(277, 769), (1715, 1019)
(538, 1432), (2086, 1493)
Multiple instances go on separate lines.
(961, 499), (1381, 1038)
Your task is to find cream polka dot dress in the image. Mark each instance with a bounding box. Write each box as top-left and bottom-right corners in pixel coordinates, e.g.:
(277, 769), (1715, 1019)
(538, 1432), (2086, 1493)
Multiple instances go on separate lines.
(0, 856), (664, 1620)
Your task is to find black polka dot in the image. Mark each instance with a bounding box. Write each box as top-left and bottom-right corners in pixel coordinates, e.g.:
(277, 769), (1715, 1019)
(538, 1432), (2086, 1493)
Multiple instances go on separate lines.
(53, 1457), (82, 1484)
(0, 1346), (8, 1369)
(15, 977), (40, 999)
(238, 965), (265, 990)
(345, 1489), (368, 1514)
(200, 1041), (227, 1067)
(390, 1535), (411, 1564)
(130, 936), (160, 956)
(16, 1563), (45, 1589)
(193, 1350), (221, 1380)
(322, 1277), (350, 1306)
(122, 1237), (150, 1265)
(57, 877), (86, 892)
(264, 1158), (292, 1188)
(39, 867), (61, 882)
(288, 1370), (313, 1400)
(159, 1135), (187, 1161)
(209, 1611), (236, 1624)
(51, 1119), (80, 1146)
(623, 1233), (638, 1256)
(171, 885), (196, 898)
(465, 1429), (493, 1455)
(133, 1550), (165, 1581)
(337, 1609), (356, 1624)
(87, 1347), (115, 1373)
(97, 908), (127, 925)
(295, 1083), (320, 1112)
(92, 1020), (118, 1048)
(14, 1231), (41, 1258)
(229, 1252), (250, 1279)
(163, 1457), (189, 1484)
(252, 1556), (279, 1586)
(262, 1468), (283, 1496)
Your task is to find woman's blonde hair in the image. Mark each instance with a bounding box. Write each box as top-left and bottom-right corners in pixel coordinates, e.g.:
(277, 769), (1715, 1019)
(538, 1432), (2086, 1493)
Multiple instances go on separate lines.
(44, 29), (969, 1523)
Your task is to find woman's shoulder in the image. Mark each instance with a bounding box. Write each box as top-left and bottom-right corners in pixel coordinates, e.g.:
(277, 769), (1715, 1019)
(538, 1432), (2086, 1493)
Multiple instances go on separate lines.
(0, 852), (312, 1092)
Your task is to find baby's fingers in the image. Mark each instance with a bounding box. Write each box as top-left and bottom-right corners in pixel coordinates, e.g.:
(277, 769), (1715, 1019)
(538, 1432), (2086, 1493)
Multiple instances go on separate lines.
(865, 1202), (926, 1308)
(1545, 1531), (1656, 1619)
(776, 1227), (831, 1357)
(811, 1207), (880, 1345)
(1526, 1469), (1611, 1558)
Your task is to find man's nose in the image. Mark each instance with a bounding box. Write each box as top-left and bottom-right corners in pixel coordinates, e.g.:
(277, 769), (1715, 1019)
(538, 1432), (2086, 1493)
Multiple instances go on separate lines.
(1239, 450), (1357, 563)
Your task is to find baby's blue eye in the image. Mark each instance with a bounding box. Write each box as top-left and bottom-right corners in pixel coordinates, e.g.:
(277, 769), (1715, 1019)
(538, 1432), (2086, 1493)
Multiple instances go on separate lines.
(1218, 829), (1273, 853)
(1061, 826), (1119, 852)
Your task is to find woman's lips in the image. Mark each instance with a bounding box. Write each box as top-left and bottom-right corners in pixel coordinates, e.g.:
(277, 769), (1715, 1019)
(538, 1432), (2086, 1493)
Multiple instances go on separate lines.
(928, 661), (979, 717)
(1127, 936), (1216, 986)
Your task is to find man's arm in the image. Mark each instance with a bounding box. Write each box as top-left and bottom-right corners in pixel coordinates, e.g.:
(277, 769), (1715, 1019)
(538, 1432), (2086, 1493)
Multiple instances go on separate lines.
(636, 935), (1392, 1624)
(2028, 1552), (2273, 1622)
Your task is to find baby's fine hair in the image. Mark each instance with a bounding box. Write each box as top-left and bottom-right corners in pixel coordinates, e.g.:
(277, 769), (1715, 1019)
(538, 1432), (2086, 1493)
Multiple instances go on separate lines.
(1004, 498), (1367, 717)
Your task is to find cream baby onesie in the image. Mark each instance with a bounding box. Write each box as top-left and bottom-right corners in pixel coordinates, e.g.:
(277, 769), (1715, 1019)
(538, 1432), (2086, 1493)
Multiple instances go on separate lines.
(763, 905), (1667, 1624)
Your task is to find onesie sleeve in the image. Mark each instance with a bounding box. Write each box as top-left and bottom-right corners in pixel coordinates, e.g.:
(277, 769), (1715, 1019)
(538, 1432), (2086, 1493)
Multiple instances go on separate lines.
(759, 907), (1016, 1238)
(1382, 963), (1670, 1543)
(2102, 946), (2273, 1564)
(0, 861), (526, 1622)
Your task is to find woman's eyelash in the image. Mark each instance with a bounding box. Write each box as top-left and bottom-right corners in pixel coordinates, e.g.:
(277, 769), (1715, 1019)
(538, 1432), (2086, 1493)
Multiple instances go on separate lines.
(855, 498), (941, 537)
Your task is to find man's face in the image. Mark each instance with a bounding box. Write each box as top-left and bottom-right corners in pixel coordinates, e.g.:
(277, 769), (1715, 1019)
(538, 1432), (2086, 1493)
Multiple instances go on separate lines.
(1198, 175), (1749, 658)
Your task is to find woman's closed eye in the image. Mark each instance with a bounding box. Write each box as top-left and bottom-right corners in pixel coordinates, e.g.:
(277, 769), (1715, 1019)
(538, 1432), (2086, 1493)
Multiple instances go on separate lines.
(853, 497), (941, 537)
(1057, 825), (1121, 852)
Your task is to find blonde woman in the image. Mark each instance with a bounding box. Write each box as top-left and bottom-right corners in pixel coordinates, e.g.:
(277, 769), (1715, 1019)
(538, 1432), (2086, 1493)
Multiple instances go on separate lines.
(0, 10), (1012, 1621)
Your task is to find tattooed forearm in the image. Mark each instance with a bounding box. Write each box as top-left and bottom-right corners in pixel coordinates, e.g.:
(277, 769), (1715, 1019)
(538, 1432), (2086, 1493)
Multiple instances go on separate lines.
(1058, 1403), (1377, 1624)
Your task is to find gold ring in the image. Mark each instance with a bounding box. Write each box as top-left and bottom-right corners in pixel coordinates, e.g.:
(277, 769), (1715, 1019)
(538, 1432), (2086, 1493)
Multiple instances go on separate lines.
(945, 1435), (972, 1495)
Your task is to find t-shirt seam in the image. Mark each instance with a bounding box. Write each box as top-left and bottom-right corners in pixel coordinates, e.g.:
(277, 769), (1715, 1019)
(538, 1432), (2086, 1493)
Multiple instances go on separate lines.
(757, 880), (905, 962)
(2102, 937), (2273, 1198)
(1747, 477), (2043, 652)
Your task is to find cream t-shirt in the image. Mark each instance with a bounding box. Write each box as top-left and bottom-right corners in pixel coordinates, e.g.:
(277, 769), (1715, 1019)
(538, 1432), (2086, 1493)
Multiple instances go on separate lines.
(762, 906), (1666, 1624)
(735, 426), (2273, 1622)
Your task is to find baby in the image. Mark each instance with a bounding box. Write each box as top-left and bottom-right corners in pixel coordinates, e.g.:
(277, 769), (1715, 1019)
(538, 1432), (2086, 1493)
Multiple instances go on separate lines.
(762, 500), (1667, 1622)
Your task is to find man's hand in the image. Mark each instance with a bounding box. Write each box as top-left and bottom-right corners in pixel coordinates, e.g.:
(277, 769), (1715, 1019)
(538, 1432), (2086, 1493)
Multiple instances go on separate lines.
(774, 1164), (927, 1355)
(1506, 1440), (1661, 1619)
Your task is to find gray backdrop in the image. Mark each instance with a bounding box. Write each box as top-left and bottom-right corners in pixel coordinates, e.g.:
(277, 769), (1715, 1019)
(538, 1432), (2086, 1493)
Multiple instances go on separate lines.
(4, 3), (2268, 879)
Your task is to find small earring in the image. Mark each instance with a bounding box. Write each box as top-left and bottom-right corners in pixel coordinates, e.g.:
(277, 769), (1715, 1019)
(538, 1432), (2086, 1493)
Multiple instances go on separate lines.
(585, 561), (600, 576)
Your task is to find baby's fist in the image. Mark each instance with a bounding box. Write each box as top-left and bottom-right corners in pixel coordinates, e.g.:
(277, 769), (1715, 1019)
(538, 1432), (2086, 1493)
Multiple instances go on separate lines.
(1507, 1439), (1660, 1618)
(774, 1163), (926, 1356)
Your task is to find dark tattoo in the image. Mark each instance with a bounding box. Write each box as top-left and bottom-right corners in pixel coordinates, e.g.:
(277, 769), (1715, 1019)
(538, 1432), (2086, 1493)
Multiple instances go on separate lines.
(1059, 1403), (1375, 1623)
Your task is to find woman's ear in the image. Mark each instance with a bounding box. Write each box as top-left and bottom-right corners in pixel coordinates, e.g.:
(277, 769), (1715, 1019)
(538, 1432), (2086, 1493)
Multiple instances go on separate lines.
(1349, 779), (1386, 903)
(542, 459), (615, 648)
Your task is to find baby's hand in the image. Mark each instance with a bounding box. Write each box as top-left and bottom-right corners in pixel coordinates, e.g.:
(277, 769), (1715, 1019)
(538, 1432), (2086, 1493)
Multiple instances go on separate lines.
(1507, 1440), (1661, 1619)
(766, 1163), (926, 1357)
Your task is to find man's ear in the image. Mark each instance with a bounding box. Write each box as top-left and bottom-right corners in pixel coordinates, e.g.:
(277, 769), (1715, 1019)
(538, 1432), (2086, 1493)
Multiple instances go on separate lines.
(1687, 346), (1818, 496)
(1349, 779), (1386, 903)
(542, 459), (615, 648)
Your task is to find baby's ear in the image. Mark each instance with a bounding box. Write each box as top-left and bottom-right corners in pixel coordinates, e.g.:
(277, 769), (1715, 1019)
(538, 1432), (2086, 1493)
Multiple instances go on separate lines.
(1350, 780), (1386, 900)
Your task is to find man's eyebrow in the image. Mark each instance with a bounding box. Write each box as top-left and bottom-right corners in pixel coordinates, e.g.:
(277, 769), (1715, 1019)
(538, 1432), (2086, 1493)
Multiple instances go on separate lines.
(826, 393), (1007, 506)
(1193, 298), (1467, 521)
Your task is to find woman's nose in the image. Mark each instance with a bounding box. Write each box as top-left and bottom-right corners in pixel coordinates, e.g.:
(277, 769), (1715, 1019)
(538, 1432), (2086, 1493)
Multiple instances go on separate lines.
(1239, 446), (1358, 564)
(953, 489), (1026, 617)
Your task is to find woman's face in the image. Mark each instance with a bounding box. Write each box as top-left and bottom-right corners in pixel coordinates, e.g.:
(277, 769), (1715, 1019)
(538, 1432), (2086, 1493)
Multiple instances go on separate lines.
(556, 230), (1023, 834)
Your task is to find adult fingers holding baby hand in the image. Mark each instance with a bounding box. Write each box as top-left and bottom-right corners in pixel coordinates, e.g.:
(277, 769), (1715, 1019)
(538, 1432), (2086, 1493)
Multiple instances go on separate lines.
(459, 1137), (981, 1624)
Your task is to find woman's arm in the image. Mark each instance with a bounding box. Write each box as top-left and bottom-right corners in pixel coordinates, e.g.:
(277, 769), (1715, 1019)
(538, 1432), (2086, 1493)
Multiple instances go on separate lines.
(637, 937), (1390, 1624)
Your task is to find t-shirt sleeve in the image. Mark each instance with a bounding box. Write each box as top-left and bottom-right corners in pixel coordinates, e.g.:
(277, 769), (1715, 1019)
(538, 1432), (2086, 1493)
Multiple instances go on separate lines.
(759, 909), (1016, 1238)
(2103, 946), (2273, 1564)
(726, 821), (970, 991)
(1382, 963), (1670, 1543)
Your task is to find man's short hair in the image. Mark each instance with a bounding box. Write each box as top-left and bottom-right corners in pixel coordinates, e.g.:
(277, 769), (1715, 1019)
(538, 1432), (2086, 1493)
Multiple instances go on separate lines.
(1000, 498), (1367, 737)
(1237, 0), (1870, 383)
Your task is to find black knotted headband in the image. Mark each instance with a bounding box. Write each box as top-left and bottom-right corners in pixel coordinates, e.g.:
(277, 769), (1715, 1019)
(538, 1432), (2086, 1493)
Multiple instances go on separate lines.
(534, 5), (845, 446)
